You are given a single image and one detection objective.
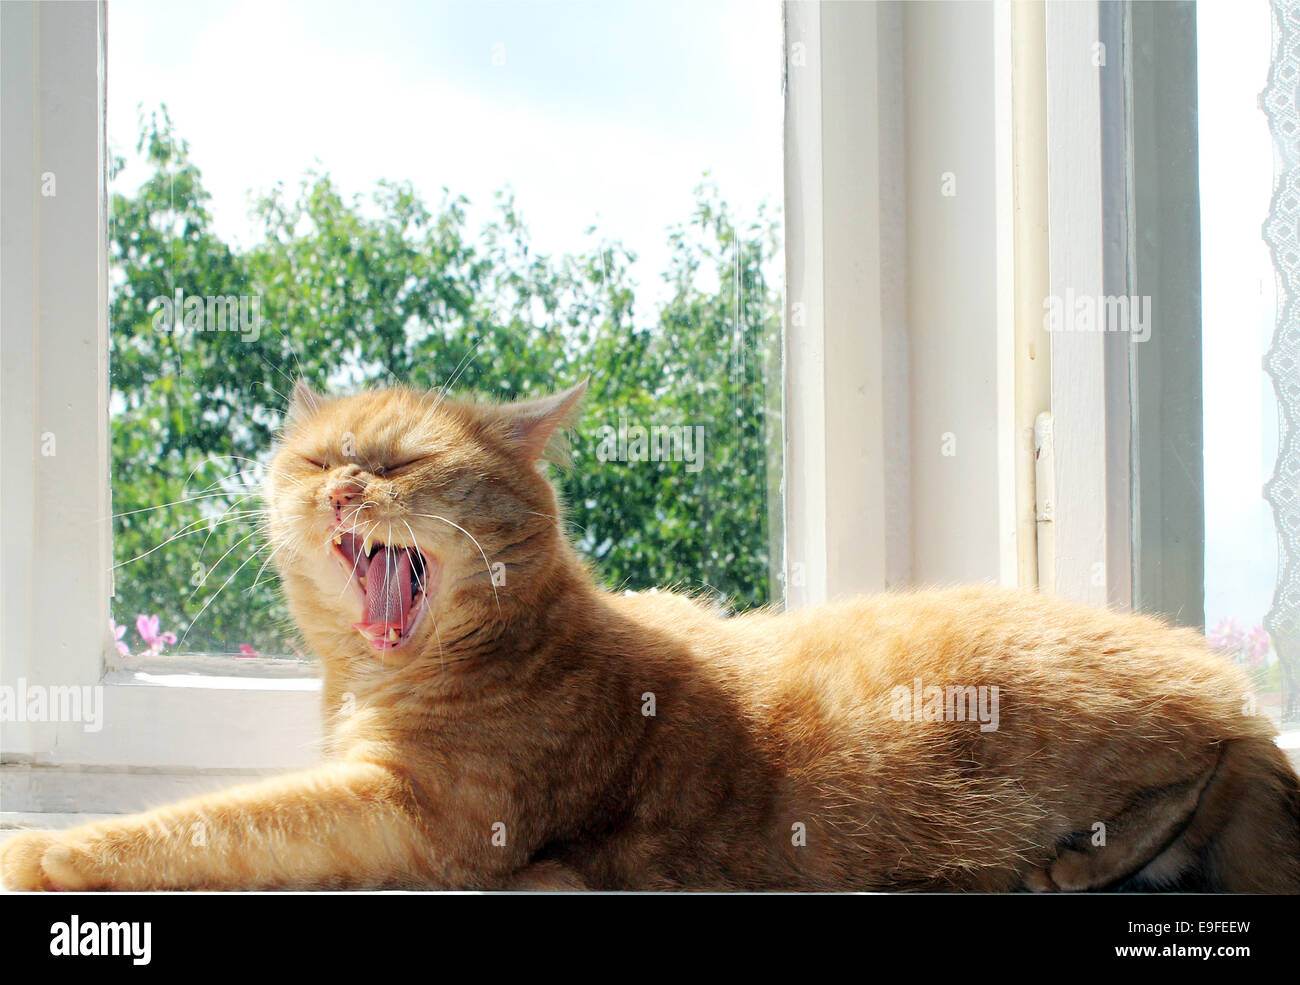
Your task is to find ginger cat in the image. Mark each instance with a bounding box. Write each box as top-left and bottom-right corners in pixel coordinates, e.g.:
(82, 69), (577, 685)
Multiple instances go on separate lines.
(4, 380), (1299, 892)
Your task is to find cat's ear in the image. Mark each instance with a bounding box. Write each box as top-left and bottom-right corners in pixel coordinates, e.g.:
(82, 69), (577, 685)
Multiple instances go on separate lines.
(500, 378), (589, 464)
(285, 381), (325, 426)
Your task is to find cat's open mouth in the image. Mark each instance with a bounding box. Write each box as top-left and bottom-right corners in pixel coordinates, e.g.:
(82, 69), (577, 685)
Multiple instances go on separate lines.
(330, 531), (440, 651)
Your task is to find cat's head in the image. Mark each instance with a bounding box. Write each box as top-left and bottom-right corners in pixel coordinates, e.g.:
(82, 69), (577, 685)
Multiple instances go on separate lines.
(264, 380), (586, 662)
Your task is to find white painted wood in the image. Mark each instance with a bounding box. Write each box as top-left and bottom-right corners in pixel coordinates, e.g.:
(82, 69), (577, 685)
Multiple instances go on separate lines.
(782, 0), (909, 605)
(902, 0), (1010, 586)
(1034, 411), (1056, 593)
(0, 0), (41, 763)
(1, 769), (286, 815)
(0, 812), (118, 829)
(0, 0), (111, 762)
(1009, 0), (1055, 590)
(23, 681), (320, 770)
(783, 0), (1019, 597)
(1043, 0), (1119, 607)
(874, 3), (911, 594)
(110, 653), (318, 679)
(782, 0), (829, 607)
(995, 0), (1021, 589)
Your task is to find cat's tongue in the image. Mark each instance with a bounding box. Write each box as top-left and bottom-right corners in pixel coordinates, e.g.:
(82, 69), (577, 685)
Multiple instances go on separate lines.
(353, 547), (412, 644)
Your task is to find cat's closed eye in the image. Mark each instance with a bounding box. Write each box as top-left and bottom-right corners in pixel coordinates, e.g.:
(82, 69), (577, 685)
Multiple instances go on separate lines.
(372, 457), (427, 476)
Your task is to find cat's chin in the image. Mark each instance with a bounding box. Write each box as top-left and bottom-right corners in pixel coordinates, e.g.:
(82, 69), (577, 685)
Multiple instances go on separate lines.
(327, 530), (441, 653)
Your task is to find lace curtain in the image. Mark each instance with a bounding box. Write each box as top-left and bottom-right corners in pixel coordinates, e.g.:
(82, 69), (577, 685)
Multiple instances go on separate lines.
(1262, 0), (1300, 723)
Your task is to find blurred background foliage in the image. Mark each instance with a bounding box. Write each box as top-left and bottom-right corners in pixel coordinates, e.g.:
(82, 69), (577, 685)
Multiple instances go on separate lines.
(110, 111), (784, 656)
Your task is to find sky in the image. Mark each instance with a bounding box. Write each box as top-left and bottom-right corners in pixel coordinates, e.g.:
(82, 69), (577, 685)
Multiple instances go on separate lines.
(106, 0), (785, 312)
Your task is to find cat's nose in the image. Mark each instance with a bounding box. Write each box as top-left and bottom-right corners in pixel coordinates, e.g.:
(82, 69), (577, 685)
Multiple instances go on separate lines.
(327, 482), (362, 510)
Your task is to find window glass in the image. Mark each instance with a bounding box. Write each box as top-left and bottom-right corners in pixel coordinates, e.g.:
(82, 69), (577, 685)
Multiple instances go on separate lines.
(1198, 0), (1291, 725)
(107, 0), (784, 658)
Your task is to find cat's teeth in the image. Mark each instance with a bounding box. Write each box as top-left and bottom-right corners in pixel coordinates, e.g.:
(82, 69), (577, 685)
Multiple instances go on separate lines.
(332, 534), (342, 546)
(359, 575), (367, 589)
(362, 531), (378, 556)
(388, 628), (399, 642)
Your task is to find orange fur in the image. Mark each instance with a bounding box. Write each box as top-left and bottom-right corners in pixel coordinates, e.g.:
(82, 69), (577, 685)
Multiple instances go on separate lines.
(4, 383), (1298, 891)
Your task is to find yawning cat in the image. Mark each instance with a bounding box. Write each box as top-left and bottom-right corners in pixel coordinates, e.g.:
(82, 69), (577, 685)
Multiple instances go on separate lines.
(4, 381), (1298, 891)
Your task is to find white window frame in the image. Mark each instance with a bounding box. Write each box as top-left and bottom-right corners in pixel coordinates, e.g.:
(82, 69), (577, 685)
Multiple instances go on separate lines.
(781, 0), (909, 607)
(782, 0), (1021, 603)
(1, 1), (319, 814)
(780, 0), (1170, 610)
(1041, 0), (1130, 609)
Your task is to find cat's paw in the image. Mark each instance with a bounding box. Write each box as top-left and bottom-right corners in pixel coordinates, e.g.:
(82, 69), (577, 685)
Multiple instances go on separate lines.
(1, 831), (60, 891)
(1021, 848), (1101, 893)
(1021, 864), (1059, 893)
(1044, 847), (1098, 892)
(0, 831), (98, 892)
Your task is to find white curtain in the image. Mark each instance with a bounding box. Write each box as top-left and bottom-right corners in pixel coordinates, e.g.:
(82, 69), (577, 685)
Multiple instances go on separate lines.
(1262, 0), (1300, 723)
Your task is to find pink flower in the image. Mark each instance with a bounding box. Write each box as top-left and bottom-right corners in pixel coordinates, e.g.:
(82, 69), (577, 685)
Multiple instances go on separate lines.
(1207, 618), (1245, 652)
(136, 614), (178, 654)
(237, 644), (260, 658)
(110, 619), (130, 657)
(1244, 626), (1271, 666)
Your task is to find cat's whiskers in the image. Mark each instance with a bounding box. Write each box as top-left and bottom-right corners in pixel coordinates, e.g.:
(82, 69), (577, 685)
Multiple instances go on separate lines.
(401, 518), (445, 669)
(113, 508), (271, 569)
(194, 496), (263, 559)
(408, 512), (501, 614)
(423, 336), (485, 422)
(114, 515), (224, 568)
(179, 456), (302, 501)
(247, 536), (294, 595)
(115, 456), (293, 589)
(524, 509), (588, 535)
(178, 540), (278, 647)
(116, 409), (329, 651)
(110, 490), (258, 521)
(184, 529), (263, 604)
(186, 453), (312, 497)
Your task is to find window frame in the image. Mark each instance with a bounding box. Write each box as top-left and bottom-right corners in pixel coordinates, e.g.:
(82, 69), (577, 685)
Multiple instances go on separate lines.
(781, 0), (912, 607)
(1041, 0), (1205, 627)
(1, 1), (319, 813)
(1040, 0), (1134, 609)
(781, 0), (1023, 605)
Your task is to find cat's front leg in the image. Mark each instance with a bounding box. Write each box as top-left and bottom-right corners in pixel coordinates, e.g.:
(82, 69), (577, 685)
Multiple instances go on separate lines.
(0, 761), (437, 891)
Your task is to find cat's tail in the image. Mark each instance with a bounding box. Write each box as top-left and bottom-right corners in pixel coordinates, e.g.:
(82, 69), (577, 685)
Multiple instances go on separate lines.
(1132, 736), (1300, 893)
